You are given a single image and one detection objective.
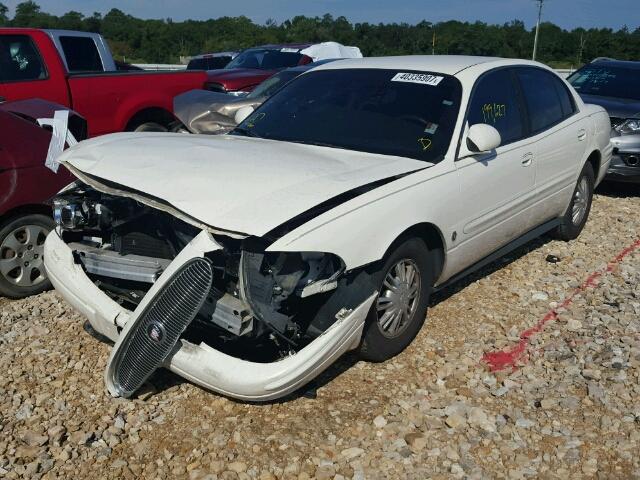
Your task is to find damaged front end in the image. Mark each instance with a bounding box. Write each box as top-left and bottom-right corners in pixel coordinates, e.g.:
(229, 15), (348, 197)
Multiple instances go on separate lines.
(46, 183), (377, 401)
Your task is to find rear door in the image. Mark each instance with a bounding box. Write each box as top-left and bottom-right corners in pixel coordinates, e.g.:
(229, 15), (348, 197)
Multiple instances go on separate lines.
(0, 33), (69, 105)
(452, 68), (537, 268)
(514, 67), (589, 221)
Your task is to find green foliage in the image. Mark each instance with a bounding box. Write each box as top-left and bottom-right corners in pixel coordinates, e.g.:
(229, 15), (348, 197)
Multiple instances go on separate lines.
(3, 1), (639, 65)
(0, 3), (8, 26)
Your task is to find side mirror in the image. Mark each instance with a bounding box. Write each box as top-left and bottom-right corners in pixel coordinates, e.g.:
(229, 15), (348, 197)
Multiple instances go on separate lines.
(459, 123), (501, 158)
(234, 105), (255, 125)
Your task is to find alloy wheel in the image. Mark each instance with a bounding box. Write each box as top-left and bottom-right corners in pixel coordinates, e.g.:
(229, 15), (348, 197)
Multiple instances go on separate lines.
(0, 224), (49, 287)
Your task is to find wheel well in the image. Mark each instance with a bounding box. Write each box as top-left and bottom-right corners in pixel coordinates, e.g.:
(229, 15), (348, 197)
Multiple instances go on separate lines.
(125, 107), (176, 131)
(586, 150), (601, 180)
(390, 223), (446, 282)
(1, 204), (52, 226)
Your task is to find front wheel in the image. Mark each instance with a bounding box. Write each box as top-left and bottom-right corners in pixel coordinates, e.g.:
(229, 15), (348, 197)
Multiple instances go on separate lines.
(552, 162), (594, 241)
(0, 214), (54, 299)
(358, 237), (434, 362)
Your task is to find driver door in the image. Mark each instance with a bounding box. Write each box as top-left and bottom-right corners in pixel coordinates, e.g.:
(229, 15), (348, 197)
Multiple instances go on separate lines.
(450, 68), (537, 273)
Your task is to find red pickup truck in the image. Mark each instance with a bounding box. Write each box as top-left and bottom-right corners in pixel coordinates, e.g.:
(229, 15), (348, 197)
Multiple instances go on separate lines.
(0, 28), (209, 136)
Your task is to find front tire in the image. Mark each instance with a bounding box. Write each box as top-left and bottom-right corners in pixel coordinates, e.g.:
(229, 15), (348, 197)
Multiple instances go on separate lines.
(359, 237), (434, 362)
(552, 162), (594, 241)
(0, 214), (54, 299)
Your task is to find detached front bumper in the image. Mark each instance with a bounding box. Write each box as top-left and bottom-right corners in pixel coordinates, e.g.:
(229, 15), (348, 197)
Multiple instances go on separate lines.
(44, 231), (375, 402)
(606, 134), (640, 183)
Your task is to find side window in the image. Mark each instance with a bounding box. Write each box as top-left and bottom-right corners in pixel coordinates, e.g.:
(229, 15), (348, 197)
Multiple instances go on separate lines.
(552, 76), (576, 118)
(59, 36), (104, 72)
(516, 68), (568, 133)
(467, 69), (525, 145)
(0, 35), (47, 82)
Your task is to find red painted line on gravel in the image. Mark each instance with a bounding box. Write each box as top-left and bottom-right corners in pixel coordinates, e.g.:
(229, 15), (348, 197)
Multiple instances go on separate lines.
(482, 238), (640, 372)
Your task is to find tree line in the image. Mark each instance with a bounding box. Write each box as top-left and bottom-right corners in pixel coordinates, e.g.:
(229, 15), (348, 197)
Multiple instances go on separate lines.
(1, 1), (638, 67)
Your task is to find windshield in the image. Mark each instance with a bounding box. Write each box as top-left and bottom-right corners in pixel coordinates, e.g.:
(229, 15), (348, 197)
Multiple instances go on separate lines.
(233, 69), (462, 162)
(225, 48), (303, 70)
(568, 65), (640, 101)
(246, 70), (301, 99)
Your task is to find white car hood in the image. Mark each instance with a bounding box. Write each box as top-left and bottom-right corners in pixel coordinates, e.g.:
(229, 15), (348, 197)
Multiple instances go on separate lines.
(59, 133), (427, 237)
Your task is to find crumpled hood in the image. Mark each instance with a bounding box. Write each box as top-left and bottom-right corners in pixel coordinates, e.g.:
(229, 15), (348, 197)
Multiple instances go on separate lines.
(206, 68), (276, 91)
(58, 133), (427, 237)
(580, 94), (640, 120)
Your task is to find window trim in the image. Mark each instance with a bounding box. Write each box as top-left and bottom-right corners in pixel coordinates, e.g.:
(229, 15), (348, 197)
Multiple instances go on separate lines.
(0, 34), (49, 85)
(512, 65), (578, 136)
(455, 65), (530, 161)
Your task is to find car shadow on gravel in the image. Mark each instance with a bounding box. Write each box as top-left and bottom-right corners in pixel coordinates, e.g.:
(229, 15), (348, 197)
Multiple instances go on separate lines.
(596, 181), (640, 198)
(429, 235), (552, 307)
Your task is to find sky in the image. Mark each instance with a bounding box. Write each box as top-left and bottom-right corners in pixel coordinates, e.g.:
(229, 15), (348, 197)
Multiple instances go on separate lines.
(3, 0), (639, 30)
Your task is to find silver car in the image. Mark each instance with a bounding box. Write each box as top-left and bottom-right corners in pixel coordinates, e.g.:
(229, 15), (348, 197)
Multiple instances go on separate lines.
(173, 60), (337, 135)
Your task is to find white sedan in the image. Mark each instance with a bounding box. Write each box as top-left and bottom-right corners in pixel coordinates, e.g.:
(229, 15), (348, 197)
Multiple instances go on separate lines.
(44, 56), (612, 401)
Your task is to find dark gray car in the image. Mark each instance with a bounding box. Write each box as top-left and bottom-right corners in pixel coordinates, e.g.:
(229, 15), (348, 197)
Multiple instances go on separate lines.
(568, 59), (640, 183)
(174, 59), (337, 135)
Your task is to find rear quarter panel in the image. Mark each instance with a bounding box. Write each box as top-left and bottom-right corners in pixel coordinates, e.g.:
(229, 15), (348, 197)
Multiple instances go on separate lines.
(583, 104), (613, 185)
(67, 70), (208, 136)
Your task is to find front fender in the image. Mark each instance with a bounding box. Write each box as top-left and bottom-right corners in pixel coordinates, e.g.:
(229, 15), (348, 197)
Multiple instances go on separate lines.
(266, 164), (455, 272)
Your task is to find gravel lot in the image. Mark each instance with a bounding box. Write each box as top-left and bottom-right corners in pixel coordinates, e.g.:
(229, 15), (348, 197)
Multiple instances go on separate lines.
(1, 184), (639, 480)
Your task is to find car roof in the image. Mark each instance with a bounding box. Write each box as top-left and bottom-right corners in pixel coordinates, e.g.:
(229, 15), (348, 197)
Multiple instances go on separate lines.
(191, 52), (238, 59)
(284, 58), (339, 73)
(589, 58), (640, 70)
(250, 43), (313, 51)
(309, 55), (544, 76)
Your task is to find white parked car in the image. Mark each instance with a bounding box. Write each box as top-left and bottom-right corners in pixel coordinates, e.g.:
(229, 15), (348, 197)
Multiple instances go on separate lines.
(44, 56), (612, 401)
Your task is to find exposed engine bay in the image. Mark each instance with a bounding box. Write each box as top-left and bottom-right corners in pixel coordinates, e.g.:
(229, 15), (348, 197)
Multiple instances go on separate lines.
(53, 183), (376, 362)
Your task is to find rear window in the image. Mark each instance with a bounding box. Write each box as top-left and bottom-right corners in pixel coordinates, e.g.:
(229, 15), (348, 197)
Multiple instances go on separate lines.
(188, 56), (232, 70)
(568, 64), (640, 101)
(226, 48), (303, 70)
(0, 35), (47, 82)
(187, 58), (208, 70)
(59, 36), (104, 72)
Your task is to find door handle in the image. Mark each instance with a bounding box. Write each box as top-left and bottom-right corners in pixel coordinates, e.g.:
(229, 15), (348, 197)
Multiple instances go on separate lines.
(521, 152), (533, 167)
(577, 129), (587, 141)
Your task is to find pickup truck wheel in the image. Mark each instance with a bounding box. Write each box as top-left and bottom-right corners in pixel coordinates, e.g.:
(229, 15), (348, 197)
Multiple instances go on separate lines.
(133, 122), (168, 132)
(359, 237), (433, 362)
(0, 214), (54, 299)
(552, 162), (594, 241)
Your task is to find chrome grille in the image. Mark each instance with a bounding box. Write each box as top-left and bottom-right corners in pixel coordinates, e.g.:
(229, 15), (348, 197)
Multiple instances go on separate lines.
(109, 258), (213, 398)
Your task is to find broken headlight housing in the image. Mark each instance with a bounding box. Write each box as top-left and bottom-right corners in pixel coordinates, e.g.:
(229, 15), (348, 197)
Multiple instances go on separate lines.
(615, 119), (640, 135)
(240, 248), (346, 343)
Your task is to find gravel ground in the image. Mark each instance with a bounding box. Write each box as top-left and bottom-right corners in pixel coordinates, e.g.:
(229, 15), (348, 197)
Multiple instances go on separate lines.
(1, 184), (640, 480)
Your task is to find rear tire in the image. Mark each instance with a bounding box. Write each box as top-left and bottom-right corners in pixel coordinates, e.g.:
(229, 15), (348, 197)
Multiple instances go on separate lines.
(552, 162), (594, 241)
(358, 237), (434, 362)
(0, 214), (54, 299)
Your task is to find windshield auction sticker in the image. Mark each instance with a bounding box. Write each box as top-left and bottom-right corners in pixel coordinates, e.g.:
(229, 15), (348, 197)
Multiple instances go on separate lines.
(391, 72), (444, 86)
